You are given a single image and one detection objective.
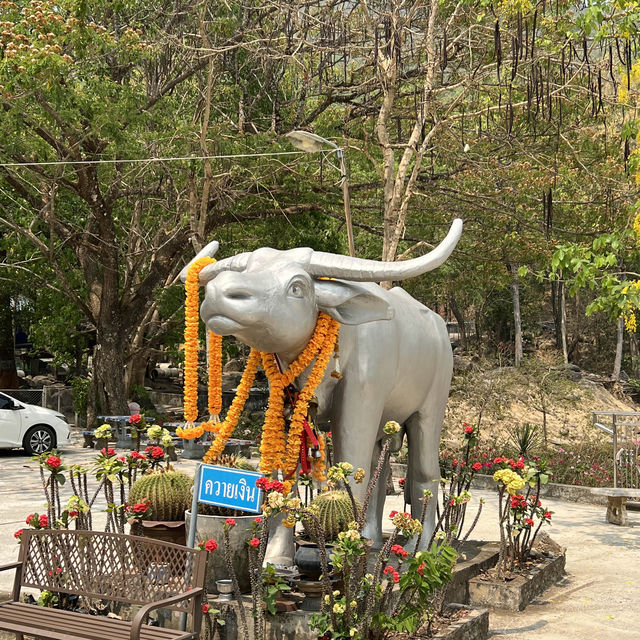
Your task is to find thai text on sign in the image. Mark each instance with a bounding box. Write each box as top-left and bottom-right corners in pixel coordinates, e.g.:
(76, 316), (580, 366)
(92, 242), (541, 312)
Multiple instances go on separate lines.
(197, 464), (264, 513)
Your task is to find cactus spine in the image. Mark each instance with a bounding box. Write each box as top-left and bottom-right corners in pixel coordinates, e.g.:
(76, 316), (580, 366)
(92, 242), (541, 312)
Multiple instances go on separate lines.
(129, 470), (193, 521)
(304, 490), (360, 541)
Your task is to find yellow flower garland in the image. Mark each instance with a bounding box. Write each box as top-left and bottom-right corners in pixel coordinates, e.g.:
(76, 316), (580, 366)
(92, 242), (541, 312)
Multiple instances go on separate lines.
(182, 256), (216, 425)
(180, 260), (339, 479)
(203, 348), (261, 463)
(312, 433), (327, 482)
(208, 332), (223, 418)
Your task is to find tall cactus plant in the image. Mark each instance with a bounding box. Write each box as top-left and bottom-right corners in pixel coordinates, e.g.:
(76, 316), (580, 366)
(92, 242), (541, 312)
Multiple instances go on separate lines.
(129, 470), (193, 521)
(304, 490), (360, 542)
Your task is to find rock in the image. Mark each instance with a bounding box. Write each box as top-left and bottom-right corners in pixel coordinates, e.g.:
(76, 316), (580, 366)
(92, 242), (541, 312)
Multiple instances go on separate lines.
(223, 358), (244, 373)
(221, 372), (242, 391)
(559, 427), (570, 437)
(453, 355), (473, 372)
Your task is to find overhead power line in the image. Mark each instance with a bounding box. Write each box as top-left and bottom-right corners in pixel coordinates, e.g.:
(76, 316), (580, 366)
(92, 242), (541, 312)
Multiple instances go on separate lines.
(0, 149), (327, 168)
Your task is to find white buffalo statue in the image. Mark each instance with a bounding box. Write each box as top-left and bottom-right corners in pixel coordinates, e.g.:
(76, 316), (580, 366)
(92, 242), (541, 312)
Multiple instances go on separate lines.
(182, 218), (462, 557)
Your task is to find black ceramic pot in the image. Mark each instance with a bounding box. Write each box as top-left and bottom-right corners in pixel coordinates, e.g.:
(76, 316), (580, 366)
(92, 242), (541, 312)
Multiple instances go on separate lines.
(294, 541), (334, 579)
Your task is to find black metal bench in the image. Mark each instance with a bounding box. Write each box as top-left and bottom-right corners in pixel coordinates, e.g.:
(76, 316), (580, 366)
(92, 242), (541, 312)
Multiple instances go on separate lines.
(0, 529), (207, 640)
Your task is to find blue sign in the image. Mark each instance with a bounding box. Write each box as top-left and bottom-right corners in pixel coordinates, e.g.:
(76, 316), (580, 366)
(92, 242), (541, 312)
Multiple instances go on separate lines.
(197, 464), (264, 514)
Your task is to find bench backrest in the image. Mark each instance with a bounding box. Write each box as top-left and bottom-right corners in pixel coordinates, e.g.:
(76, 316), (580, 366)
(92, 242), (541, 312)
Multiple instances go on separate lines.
(17, 529), (207, 615)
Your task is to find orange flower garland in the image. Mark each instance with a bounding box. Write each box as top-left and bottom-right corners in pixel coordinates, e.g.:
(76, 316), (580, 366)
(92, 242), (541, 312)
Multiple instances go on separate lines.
(260, 352), (287, 474)
(207, 331), (223, 419)
(180, 259), (338, 480)
(312, 433), (327, 482)
(182, 256), (216, 425)
(260, 312), (339, 476)
(282, 317), (339, 475)
(203, 348), (261, 463)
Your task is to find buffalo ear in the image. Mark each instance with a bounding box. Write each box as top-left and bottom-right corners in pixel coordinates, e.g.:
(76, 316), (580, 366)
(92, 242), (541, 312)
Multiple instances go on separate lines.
(313, 279), (394, 325)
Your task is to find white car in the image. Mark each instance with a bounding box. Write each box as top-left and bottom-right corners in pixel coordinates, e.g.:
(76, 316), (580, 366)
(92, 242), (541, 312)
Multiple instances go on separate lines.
(0, 391), (72, 455)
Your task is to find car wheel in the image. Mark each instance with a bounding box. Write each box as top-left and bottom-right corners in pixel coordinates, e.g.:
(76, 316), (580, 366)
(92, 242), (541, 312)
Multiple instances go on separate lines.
(24, 426), (56, 455)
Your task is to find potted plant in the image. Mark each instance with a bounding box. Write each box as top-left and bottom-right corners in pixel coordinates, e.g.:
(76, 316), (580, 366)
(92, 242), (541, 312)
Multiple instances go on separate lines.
(467, 458), (564, 611)
(93, 423), (113, 451)
(128, 467), (193, 545)
(296, 488), (360, 579)
(147, 424), (177, 461)
(185, 454), (259, 593)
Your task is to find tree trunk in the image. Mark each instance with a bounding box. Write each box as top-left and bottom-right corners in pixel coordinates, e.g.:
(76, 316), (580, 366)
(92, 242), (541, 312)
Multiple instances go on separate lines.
(612, 316), (624, 382)
(0, 293), (18, 388)
(89, 321), (128, 425)
(558, 277), (568, 364)
(125, 351), (148, 394)
(630, 332), (640, 378)
(510, 265), (523, 367)
(448, 293), (467, 348)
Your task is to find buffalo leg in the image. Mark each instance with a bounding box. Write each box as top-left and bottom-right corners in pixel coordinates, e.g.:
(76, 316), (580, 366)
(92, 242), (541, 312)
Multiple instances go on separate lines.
(405, 386), (449, 549)
(332, 393), (386, 547)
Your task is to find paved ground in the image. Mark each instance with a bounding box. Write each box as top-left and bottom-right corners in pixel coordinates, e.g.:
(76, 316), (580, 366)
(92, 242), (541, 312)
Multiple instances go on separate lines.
(0, 441), (639, 639)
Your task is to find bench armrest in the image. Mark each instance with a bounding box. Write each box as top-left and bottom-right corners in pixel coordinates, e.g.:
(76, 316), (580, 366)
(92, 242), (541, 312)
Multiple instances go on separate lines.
(0, 562), (22, 573)
(130, 588), (204, 640)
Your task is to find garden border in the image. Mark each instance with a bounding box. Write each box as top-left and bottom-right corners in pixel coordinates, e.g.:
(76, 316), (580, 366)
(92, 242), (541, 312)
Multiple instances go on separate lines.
(390, 463), (613, 506)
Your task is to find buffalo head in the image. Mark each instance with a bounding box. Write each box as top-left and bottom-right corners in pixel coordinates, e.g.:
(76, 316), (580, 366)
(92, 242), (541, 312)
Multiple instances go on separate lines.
(181, 219), (462, 356)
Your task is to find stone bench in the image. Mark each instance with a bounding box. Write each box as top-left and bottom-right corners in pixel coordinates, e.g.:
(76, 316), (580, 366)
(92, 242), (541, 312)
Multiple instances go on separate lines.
(590, 488), (640, 526)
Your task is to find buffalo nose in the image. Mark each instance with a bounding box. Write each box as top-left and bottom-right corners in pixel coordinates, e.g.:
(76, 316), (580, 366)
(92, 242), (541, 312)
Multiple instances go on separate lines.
(223, 286), (253, 301)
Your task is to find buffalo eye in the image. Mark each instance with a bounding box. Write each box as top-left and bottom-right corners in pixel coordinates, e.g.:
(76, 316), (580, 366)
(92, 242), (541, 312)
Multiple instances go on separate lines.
(288, 280), (306, 299)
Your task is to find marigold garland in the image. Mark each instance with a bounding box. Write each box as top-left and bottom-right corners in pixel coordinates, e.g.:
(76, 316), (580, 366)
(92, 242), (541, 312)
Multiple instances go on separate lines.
(180, 259), (339, 480)
(202, 348), (261, 463)
(207, 332), (223, 418)
(182, 256), (216, 425)
(312, 433), (327, 482)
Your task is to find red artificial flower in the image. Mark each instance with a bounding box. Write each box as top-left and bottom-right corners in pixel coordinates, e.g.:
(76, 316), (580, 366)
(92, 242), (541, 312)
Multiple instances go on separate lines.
(391, 544), (407, 558)
(452, 458), (458, 466)
(416, 562), (425, 576)
(225, 518), (236, 527)
(249, 537), (260, 548)
(130, 451), (146, 460)
(327, 432), (332, 438)
(254, 516), (262, 524)
(398, 477), (406, 488)
(524, 518), (534, 527)
(544, 511), (552, 520)
(26, 514), (36, 526)
(449, 498), (455, 506)
(132, 501), (150, 514)
(255, 477), (268, 490)
(383, 565), (394, 576)
(472, 462), (483, 472)
(45, 456), (61, 469)
(145, 446), (164, 459)
(129, 413), (141, 424)
(202, 604), (210, 613)
(118, 456), (126, 462)
(389, 511), (398, 519)
(392, 571), (400, 583)
(39, 514), (49, 528)
(13, 529), (23, 540)
(204, 539), (218, 552)
(268, 480), (284, 493)
(68, 510), (79, 518)
(464, 425), (474, 435)
(101, 447), (116, 457)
